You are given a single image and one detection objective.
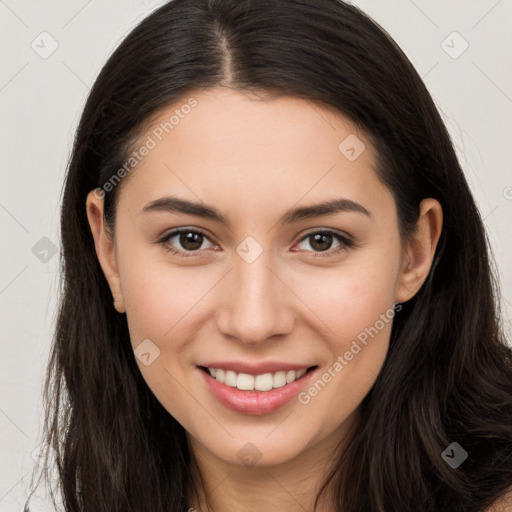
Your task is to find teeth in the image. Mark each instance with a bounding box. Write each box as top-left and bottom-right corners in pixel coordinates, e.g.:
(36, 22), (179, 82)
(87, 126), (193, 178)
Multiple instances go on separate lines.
(206, 366), (309, 391)
(237, 373), (254, 390)
(225, 370), (237, 387)
(254, 373), (273, 391)
(273, 371), (287, 388)
(286, 370), (296, 383)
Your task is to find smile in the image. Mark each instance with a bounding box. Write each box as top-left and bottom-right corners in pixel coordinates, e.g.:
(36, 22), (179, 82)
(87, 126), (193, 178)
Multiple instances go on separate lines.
(204, 367), (308, 391)
(197, 364), (318, 415)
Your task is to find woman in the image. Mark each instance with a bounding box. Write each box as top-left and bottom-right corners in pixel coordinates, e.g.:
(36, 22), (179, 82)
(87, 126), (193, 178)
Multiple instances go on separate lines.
(25, 0), (512, 510)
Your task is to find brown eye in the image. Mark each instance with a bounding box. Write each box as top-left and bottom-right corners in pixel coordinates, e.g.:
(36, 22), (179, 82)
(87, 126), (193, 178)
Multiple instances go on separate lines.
(159, 228), (216, 257)
(295, 230), (353, 256)
(308, 233), (334, 252)
(177, 231), (204, 251)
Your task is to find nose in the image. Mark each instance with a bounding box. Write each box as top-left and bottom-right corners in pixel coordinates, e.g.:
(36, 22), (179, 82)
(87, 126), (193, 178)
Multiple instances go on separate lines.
(216, 250), (295, 346)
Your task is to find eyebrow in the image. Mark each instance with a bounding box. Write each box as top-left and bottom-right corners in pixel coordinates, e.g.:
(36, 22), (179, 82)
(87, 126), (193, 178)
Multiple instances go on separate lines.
(141, 195), (371, 226)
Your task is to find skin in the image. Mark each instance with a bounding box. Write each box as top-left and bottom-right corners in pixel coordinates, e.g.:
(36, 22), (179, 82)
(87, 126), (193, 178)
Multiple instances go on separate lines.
(86, 87), (443, 511)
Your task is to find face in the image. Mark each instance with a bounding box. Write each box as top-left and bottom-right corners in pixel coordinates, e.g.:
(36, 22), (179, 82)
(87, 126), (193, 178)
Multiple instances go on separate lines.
(87, 87), (440, 469)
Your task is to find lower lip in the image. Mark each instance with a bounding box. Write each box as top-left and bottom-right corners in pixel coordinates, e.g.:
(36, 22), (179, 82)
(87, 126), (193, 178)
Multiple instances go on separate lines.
(198, 367), (317, 415)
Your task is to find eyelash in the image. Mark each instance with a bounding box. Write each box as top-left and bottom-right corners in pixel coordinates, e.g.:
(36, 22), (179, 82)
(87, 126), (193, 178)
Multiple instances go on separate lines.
(157, 227), (354, 258)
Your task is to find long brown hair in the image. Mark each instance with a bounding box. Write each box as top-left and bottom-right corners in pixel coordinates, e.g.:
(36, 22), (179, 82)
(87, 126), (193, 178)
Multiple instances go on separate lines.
(27, 0), (512, 510)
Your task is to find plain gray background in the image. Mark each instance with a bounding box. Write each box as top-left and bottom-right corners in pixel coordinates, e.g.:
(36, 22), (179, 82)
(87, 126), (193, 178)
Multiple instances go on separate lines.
(1, 0), (511, 509)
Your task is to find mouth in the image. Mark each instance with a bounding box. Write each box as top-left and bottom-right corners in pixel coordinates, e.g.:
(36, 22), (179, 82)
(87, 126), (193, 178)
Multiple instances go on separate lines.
(197, 364), (319, 415)
(198, 365), (318, 391)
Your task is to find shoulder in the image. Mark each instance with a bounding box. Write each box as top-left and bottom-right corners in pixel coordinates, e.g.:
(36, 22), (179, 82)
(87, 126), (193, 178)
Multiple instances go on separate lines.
(483, 487), (512, 512)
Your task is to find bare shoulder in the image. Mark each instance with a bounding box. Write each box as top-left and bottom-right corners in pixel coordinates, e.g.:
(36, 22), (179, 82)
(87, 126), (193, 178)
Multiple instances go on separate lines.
(484, 487), (512, 512)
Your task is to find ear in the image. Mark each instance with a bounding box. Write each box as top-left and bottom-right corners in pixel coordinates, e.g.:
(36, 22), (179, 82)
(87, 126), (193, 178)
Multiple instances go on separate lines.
(395, 198), (443, 304)
(86, 189), (126, 313)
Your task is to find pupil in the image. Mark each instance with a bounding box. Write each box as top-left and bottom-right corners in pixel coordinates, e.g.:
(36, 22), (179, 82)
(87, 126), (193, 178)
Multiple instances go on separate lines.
(312, 233), (331, 251)
(181, 232), (202, 250)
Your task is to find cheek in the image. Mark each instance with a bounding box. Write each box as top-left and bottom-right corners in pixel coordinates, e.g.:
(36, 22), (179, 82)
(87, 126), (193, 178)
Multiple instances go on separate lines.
(119, 249), (211, 346)
(302, 272), (395, 385)
(293, 249), (400, 343)
(292, 246), (400, 420)
(118, 263), (208, 426)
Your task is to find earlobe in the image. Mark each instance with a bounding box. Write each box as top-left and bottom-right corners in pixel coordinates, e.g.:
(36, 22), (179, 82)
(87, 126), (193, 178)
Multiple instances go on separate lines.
(86, 190), (126, 313)
(395, 198), (443, 304)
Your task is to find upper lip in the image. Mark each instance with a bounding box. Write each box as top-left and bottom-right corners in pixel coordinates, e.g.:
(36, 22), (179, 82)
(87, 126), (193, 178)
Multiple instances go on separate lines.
(198, 361), (316, 375)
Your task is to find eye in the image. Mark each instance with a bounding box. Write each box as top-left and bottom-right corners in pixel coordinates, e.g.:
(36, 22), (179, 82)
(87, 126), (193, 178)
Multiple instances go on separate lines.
(293, 230), (353, 257)
(158, 228), (217, 257)
(158, 228), (353, 258)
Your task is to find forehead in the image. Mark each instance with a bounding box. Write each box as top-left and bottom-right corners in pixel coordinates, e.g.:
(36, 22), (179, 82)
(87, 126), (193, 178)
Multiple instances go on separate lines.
(140, 87), (367, 162)
(114, 87), (393, 223)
